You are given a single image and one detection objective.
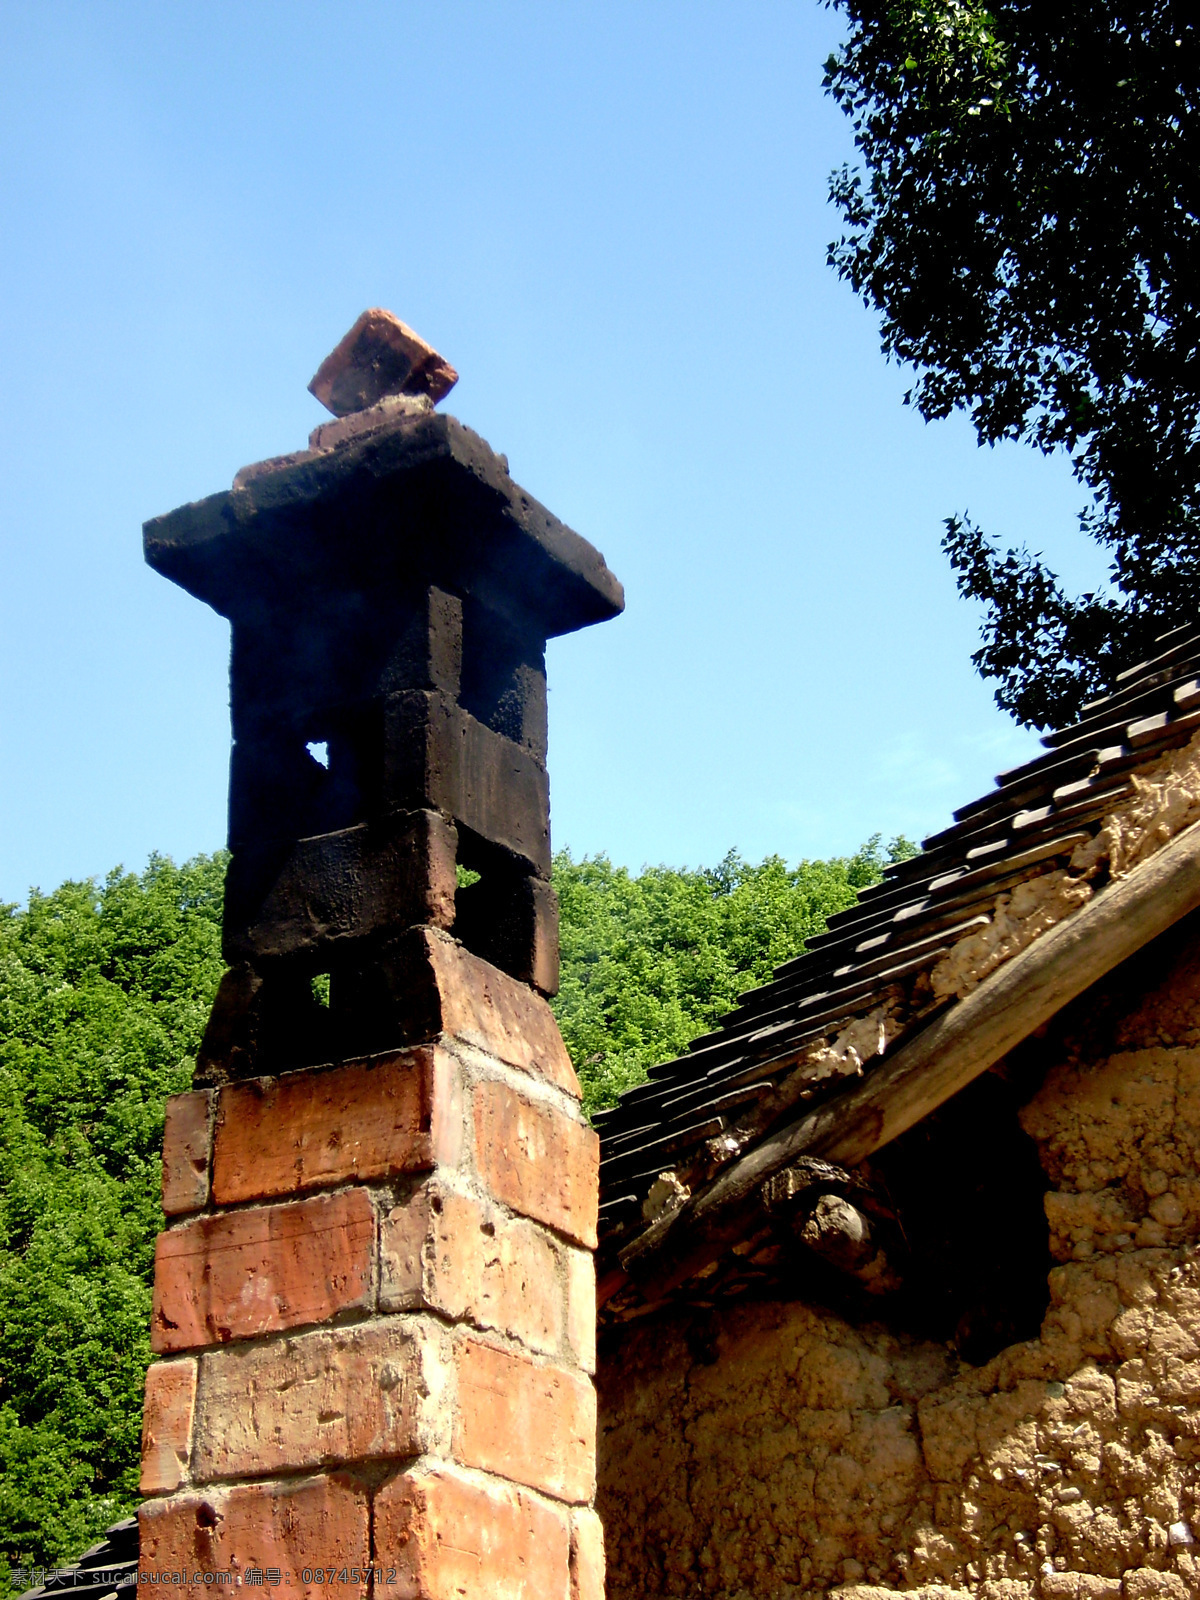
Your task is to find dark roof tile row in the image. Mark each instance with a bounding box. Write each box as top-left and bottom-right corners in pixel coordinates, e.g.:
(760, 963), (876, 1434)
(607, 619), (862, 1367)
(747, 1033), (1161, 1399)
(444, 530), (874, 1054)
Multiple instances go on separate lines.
(17, 1518), (138, 1600)
(596, 623), (1200, 1251)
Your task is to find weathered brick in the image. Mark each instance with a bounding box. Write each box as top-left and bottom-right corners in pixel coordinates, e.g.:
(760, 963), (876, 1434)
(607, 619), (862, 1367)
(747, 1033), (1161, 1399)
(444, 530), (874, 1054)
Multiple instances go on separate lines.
(383, 691), (549, 874)
(140, 1359), (197, 1495)
(380, 1180), (562, 1354)
(452, 1335), (596, 1504)
(212, 1048), (461, 1205)
(140, 1473), (368, 1599)
(569, 1509), (606, 1600)
(152, 1187), (375, 1353)
(418, 930), (578, 1093)
(162, 1091), (213, 1216)
(374, 1464), (569, 1600)
(473, 1080), (598, 1248)
(193, 1319), (441, 1481)
(564, 1247), (596, 1374)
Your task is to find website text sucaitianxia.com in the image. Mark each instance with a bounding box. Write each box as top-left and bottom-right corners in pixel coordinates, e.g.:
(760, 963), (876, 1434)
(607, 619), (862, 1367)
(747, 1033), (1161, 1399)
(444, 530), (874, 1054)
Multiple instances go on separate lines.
(138, 1570), (400, 1586)
(12, 1569), (398, 1589)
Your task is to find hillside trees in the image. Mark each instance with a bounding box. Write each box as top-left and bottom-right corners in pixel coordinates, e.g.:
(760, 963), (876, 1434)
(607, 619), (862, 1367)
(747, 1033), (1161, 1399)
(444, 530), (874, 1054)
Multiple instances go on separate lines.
(0, 836), (910, 1580)
(0, 856), (226, 1581)
(826, 1), (1200, 728)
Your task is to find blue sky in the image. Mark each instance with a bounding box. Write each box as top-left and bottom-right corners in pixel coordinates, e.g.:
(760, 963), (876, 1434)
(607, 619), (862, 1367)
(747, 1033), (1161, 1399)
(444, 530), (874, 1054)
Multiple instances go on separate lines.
(0, 2), (1106, 905)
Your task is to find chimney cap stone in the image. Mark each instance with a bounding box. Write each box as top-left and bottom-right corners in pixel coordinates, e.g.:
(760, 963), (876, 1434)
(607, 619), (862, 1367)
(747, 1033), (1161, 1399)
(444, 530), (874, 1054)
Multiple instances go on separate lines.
(143, 412), (624, 639)
(309, 309), (458, 417)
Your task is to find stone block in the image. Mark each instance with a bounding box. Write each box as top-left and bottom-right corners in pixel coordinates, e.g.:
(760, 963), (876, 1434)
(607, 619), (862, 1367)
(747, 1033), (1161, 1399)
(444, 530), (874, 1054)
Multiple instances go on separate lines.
(193, 1319), (441, 1481)
(383, 692), (550, 875)
(194, 963), (269, 1085)
(224, 724), (329, 850)
(308, 309), (458, 415)
(459, 599), (547, 758)
(380, 1179), (562, 1355)
(152, 1187), (375, 1353)
(195, 960), (348, 1084)
(381, 585), (463, 701)
(140, 1359), (197, 1495)
(140, 1473), (368, 1598)
(425, 920), (567, 1071)
(455, 869), (560, 997)
(374, 1463), (570, 1600)
(569, 1509), (606, 1600)
(233, 448), (320, 489)
(369, 928), (577, 1093)
(307, 392), (432, 453)
(223, 809), (457, 964)
(212, 1048), (461, 1205)
(452, 1334), (596, 1504)
(565, 1248), (596, 1374)
(162, 1091), (213, 1215)
(473, 1079), (598, 1248)
(144, 413), (625, 646)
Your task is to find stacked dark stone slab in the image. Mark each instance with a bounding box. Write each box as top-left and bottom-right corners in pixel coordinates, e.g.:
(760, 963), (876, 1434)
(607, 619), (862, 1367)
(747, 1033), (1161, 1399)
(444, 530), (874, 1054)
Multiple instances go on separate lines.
(145, 407), (623, 1082)
(16, 1517), (138, 1600)
(597, 622), (1200, 1257)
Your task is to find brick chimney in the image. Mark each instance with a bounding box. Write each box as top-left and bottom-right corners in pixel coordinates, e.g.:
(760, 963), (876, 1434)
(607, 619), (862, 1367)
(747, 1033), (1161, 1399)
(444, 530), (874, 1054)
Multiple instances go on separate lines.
(136, 312), (623, 1600)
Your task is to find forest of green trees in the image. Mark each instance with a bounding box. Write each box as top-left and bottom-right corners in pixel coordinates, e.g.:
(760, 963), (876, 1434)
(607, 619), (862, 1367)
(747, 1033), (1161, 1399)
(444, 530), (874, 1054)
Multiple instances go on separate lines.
(0, 838), (913, 1584)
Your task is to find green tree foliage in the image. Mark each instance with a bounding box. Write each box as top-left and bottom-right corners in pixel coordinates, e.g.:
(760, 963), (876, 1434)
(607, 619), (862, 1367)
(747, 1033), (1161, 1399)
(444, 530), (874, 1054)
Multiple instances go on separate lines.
(0, 856), (226, 1586)
(554, 837), (916, 1116)
(0, 837), (914, 1578)
(826, 1), (1200, 728)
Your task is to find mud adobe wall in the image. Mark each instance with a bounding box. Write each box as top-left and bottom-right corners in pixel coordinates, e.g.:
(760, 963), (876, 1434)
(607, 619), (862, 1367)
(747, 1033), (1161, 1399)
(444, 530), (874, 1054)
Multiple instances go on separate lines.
(597, 914), (1200, 1599)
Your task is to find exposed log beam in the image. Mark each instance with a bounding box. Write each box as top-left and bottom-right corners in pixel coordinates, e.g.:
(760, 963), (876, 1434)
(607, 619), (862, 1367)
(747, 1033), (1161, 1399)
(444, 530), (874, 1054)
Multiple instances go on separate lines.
(620, 817), (1200, 1301)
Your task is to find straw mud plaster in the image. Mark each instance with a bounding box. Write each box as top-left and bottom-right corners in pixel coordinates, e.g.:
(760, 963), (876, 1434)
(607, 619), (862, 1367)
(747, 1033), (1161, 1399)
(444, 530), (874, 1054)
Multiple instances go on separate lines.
(598, 916), (1200, 1599)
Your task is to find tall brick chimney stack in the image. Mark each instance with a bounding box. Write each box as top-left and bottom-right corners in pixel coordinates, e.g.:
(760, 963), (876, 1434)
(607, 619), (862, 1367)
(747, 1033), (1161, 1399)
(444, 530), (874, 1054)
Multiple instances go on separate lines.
(137, 312), (623, 1600)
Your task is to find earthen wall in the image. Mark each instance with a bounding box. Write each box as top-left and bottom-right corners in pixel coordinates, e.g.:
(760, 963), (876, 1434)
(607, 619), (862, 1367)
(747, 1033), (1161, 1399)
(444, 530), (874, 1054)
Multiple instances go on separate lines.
(598, 920), (1200, 1600)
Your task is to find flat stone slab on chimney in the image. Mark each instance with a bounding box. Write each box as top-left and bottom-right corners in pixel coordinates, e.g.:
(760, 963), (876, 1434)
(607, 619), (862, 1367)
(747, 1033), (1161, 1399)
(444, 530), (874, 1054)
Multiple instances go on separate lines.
(143, 409), (623, 641)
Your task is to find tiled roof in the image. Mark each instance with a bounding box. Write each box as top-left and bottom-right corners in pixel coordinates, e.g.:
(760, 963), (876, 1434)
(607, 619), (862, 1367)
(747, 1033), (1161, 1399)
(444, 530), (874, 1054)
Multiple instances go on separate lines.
(16, 1518), (138, 1600)
(596, 623), (1200, 1271)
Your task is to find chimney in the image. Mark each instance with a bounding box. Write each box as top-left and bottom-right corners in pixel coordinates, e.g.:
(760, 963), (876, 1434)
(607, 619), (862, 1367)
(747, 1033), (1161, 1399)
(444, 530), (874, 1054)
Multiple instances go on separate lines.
(137, 312), (623, 1600)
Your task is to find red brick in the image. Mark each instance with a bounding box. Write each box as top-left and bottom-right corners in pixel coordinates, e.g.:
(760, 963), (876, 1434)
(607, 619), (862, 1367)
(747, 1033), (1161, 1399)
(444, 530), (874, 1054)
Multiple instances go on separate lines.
(473, 1080), (598, 1248)
(419, 930), (579, 1095)
(374, 1464), (569, 1600)
(151, 1187), (374, 1353)
(212, 1048), (461, 1205)
(193, 1319), (440, 1481)
(564, 1248), (596, 1374)
(380, 1180), (562, 1355)
(162, 1091), (213, 1216)
(569, 1509), (605, 1600)
(309, 308), (458, 416)
(140, 1359), (197, 1495)
(452, 1334), (596, 1504)
(140, 1473), (367, 1600)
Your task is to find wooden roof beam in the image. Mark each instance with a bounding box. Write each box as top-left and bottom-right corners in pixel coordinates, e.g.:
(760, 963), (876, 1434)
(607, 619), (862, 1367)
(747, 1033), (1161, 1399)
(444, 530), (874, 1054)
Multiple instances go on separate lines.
(616, 816), (1200, 1303)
